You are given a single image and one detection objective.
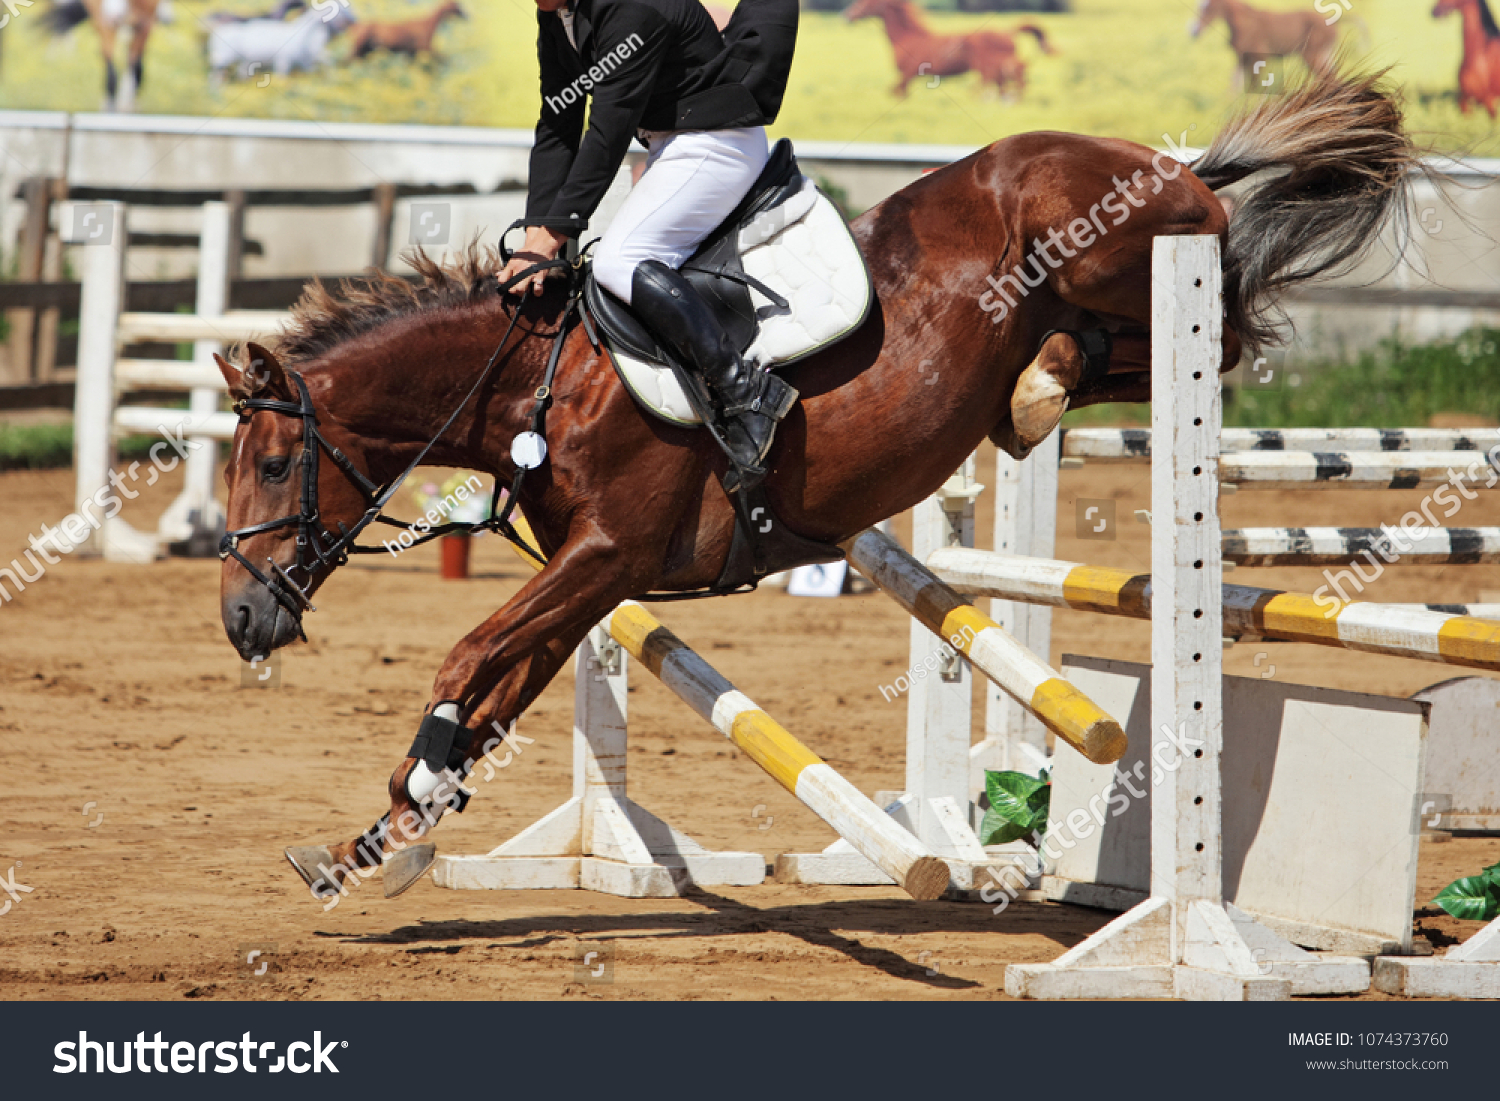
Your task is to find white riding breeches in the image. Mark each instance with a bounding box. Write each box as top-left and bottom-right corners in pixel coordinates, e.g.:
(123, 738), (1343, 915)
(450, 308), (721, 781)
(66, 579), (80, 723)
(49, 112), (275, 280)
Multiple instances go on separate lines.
(591, 126), (770, 305)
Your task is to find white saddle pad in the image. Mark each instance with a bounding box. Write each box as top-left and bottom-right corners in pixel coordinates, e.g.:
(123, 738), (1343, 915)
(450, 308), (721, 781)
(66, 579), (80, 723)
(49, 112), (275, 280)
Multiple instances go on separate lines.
(603, 178), (873, 427)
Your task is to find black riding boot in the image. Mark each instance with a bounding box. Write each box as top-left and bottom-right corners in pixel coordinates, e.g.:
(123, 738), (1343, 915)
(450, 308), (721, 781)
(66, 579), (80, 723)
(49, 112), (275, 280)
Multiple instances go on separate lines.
(630, 260), (797, 488)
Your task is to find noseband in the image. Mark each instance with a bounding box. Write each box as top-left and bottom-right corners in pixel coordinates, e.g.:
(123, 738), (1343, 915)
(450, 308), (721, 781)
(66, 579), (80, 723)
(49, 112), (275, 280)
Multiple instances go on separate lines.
(220, 250), (584, 642)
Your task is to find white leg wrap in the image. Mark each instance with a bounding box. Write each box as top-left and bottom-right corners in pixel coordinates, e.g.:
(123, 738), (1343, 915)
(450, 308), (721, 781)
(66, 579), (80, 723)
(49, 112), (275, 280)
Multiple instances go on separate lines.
(406, 761), (447, 804)
(405, 702), (462, 803)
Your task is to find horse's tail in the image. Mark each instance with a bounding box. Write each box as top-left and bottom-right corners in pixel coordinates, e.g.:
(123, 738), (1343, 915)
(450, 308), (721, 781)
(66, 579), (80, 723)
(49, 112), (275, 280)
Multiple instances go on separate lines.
(1189, 69), (1418, 352)
(43, 0), (92, 35)
(1014, 24), (1054, 54)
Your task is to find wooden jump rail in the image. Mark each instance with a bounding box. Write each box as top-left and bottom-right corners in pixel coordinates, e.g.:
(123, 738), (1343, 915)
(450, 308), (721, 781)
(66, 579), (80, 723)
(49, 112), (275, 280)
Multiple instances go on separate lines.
(1223, 526), (1500, 566)
(1061, 426), (1500, 459)
(929, 549), (1500, 673)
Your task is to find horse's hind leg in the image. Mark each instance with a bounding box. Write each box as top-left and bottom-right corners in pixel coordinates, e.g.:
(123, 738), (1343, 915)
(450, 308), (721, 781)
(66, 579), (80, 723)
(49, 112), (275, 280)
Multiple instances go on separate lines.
(128, 21), (152, 97)
(97, 23), (120, 111)
(284, 532), (650, 904)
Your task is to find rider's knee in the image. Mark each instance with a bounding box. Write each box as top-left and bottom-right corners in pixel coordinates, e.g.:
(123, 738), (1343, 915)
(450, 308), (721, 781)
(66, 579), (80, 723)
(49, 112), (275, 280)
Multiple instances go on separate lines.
(591, 236), (640, 304)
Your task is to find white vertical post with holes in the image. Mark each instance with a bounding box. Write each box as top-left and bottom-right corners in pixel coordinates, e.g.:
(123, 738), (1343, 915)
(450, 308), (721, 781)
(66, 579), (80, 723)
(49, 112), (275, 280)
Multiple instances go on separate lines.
(433, 624), (765, 898)
(1004, 235), (1370, 999)
(157, 202), (230, 553)
(976, 431), (1058, 789)
(71, 201), (128, 558)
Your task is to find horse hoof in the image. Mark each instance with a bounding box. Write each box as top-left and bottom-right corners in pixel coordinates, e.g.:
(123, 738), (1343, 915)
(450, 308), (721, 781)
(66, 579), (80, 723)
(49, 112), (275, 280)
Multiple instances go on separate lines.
(383, 843), (437, 898)
(284, 845), (340, 900)
(1010, 357), (1071, 455)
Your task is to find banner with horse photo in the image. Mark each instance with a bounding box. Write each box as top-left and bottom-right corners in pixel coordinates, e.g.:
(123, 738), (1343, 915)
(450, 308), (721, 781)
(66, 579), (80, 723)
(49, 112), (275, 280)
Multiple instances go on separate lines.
(0, 0), (1488, 153)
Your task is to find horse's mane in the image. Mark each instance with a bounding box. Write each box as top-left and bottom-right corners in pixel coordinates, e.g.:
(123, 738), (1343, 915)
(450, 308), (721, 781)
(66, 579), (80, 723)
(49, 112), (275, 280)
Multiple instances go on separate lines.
(876, 0), (925, 34)
(274, 244), (503, 367)
(1480, 0), (1500, 40)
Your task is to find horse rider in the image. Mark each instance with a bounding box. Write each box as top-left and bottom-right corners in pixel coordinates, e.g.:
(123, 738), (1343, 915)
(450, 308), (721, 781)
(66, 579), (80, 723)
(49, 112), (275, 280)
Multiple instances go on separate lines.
(497, 0), (800, 489)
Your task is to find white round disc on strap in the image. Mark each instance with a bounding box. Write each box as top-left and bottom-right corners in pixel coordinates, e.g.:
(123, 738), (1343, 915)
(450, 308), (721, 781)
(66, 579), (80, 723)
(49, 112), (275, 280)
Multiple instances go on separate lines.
(512, 431), (548, 470)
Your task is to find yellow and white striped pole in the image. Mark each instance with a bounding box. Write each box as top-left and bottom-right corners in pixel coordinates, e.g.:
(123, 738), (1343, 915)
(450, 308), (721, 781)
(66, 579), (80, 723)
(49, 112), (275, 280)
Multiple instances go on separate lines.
(604, 602), (951, 900)
(504, 513), (951, 900)
(929, 548), (1500, 672)
(842, 528), (1128, 765)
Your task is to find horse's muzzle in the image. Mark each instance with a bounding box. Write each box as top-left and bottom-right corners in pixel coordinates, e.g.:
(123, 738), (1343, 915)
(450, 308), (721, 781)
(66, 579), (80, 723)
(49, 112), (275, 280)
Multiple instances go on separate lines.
(223, 582), (301, 662)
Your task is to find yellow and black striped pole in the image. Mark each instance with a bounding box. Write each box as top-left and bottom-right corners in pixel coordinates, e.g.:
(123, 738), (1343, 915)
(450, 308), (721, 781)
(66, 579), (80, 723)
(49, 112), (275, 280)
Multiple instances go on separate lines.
(842, 528), (1128, 765)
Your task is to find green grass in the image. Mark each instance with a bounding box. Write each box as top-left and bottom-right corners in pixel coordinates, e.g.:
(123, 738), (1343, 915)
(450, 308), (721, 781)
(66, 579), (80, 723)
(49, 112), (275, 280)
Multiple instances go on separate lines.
(0, 0), (1489, 154)
(1222, 327), (1500, 428)
(1062, 326), (1500, 431)
(0, 424), (168, 471)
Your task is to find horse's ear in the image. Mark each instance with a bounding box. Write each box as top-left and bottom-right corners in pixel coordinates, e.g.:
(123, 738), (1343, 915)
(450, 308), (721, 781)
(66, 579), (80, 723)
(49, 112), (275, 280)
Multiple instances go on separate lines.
(241, 343), (293, 400)
(213, 352), (245, 398)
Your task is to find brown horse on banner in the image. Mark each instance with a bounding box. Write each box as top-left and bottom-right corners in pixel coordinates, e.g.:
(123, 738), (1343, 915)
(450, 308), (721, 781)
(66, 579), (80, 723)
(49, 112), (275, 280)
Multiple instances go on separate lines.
(1190, 0), (1366, 91)
(1435, 0), (1500, 117)
(45, 0), (165, 112)
(215, 73), (1418, 901)
(347, 0), (467, 60)
(845, 0), (1053, 99)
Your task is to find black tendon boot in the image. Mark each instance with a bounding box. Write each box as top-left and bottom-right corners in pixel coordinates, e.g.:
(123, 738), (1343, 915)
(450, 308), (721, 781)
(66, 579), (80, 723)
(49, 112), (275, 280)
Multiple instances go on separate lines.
(630, 260), (797, 489)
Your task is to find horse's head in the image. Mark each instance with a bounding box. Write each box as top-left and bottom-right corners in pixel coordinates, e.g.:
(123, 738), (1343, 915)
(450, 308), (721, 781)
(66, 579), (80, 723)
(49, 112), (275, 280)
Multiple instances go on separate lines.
(1432, 0), (1465, 17)
(1189, 0), (1224, 37)
(438, 0), (467, 20)
(214, 342), (377, 661)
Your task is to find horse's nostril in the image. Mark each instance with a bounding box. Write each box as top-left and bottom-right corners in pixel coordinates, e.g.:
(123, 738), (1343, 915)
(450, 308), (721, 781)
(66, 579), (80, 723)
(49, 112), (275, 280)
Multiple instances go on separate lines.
(237, 605), (251, 639)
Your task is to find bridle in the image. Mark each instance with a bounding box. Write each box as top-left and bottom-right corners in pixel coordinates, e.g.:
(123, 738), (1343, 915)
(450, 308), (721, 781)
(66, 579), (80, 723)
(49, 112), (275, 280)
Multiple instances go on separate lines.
(220, 239), (586, 642)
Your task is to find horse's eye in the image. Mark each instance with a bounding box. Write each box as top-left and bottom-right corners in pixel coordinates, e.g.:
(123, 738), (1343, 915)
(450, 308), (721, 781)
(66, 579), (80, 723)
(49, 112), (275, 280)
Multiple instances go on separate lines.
(261, 456), (291, 483)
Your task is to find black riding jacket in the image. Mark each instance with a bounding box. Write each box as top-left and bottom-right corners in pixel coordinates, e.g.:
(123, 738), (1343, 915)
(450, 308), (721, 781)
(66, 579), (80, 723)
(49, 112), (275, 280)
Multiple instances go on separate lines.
(525, 0), (798, 237)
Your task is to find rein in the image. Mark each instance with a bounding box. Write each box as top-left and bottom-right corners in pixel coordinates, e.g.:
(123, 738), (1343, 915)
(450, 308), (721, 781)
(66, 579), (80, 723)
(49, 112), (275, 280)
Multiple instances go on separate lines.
(220, 251), (583, 641)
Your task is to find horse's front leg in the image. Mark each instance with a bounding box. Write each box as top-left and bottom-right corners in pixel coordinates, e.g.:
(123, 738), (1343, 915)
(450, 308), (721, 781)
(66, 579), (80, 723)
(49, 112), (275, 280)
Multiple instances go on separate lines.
(284, 534), (648, 904)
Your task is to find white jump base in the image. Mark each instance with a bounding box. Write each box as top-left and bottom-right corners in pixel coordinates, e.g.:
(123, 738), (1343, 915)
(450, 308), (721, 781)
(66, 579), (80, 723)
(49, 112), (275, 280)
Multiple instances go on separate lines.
(435, 623), (765, 899)
(436, 600), (954, 901)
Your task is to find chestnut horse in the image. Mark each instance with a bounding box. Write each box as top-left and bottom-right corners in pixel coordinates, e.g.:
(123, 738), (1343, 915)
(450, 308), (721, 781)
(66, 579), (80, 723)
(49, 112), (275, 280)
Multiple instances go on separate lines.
(347, 0), (466, 60)
(845, 0), (1053, 99)
(216, 73), (1416, 900)
(1435, 0), (1500, 117)
(45, 0), (165, 111)
(1190, 0), (1364, 91)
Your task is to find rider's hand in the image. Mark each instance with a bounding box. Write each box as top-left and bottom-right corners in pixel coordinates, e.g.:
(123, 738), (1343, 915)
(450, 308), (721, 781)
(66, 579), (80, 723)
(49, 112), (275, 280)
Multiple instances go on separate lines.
(499, 226), (568, 296)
